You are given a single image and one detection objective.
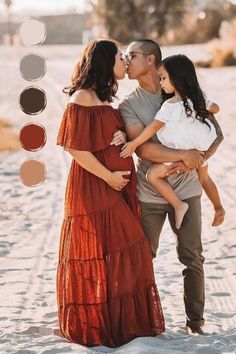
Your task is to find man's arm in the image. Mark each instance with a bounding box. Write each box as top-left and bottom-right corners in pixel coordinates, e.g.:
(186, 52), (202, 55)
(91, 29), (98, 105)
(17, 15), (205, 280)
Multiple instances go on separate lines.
(126, 123), (204, 169)
(204, 113), (224, 161)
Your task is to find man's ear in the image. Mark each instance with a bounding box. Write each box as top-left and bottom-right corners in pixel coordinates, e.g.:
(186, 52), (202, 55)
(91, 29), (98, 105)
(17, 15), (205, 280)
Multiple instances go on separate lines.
(147, 54), (155, 66)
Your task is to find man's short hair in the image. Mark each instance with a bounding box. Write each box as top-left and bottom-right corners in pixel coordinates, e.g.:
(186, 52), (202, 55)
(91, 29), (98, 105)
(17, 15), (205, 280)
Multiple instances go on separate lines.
(133, 39), (162, 67)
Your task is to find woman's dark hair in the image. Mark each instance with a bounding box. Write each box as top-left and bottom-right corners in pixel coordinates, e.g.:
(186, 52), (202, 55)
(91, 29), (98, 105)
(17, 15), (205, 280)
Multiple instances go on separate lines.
(160, 54), (210, 128)
(63, 39), (119, 102)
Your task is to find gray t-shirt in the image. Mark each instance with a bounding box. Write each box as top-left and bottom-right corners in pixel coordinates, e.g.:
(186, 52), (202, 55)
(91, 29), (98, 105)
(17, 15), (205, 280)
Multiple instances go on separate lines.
(119, 86), (202, 204)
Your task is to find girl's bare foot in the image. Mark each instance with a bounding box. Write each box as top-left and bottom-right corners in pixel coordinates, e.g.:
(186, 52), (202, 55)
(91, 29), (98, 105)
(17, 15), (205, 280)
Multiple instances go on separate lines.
(175, 202), (189, 229)
(212, 206), (225, 226)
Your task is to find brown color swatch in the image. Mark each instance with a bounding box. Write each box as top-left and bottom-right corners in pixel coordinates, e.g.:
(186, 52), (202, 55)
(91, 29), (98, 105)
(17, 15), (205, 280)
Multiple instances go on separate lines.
(19, 86), (46, 115)
(19, 159), (46, 187)
(19, 123), (46, 151)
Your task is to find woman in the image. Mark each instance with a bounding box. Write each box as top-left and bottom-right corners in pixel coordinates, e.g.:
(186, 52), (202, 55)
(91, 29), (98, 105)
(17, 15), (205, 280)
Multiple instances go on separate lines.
(56, 39), (165, 348)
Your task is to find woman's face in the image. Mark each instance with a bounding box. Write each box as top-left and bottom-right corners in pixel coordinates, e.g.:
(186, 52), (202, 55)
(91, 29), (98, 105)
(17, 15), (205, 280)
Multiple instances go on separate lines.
(113, 48), (126, 80)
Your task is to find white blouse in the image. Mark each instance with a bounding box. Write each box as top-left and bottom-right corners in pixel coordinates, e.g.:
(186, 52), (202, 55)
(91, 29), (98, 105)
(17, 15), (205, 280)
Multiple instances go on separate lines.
(154, 98), (217, 151)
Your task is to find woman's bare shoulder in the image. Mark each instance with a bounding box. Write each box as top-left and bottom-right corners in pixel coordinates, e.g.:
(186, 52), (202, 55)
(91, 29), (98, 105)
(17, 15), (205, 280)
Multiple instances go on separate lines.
(68, 89), (95, 106)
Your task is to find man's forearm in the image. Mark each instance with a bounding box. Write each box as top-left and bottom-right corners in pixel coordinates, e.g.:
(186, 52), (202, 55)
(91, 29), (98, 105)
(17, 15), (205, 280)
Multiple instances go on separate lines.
(136, 142), (183, 163)
(125, 121), (204, 169)
(204, 114), (224, 160)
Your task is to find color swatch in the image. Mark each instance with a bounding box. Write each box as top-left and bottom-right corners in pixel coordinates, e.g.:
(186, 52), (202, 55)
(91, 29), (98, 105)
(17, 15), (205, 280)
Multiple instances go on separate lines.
(19, 19), (47, 187)
(19, 19), (47, 46)
(19, 159), (46, 187)
(19, 86), (46, 115)
(19, 123), (47, 151)
(20, 53), (46, 81)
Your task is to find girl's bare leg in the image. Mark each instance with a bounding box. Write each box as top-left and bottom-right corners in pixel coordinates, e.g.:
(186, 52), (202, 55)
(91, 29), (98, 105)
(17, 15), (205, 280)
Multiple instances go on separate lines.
(146, 163), (189, 229)
(197, 164), (225, 226)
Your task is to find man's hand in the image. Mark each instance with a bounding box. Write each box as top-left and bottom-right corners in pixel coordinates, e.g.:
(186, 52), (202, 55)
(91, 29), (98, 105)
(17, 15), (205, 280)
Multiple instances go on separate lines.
(181, 149), (204, 169)
(166, 162), (191, 176)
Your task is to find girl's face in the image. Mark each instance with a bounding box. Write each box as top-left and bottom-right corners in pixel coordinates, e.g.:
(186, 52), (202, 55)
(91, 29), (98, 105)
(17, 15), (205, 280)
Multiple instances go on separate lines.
(113, 48), (126, 80)
(158, 65), (175, 94)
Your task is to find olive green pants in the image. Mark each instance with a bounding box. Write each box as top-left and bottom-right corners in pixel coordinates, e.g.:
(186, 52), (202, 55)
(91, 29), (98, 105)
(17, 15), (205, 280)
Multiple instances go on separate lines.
(140, 195), (205, 328)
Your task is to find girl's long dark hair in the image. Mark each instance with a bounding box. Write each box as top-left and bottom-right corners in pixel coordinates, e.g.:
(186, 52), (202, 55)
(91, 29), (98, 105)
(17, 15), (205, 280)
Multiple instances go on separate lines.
(161, 54), (210, 128)
(63, 39), (119, 102)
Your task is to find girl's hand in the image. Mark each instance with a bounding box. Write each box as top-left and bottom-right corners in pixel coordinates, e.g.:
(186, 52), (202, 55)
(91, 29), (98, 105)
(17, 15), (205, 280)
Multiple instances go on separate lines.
(120, 142), (136, 158)
(105, 171), (131, 190)
(110, 130), (127, 145)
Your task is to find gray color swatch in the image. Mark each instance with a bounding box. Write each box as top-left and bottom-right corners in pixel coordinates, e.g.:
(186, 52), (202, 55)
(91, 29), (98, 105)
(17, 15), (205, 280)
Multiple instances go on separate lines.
(20, 53), (46, 81)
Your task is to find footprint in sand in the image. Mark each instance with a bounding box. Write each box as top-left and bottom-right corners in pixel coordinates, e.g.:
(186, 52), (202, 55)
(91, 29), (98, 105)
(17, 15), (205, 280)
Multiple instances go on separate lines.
(205, 261), (218, 265)
(14, 325), (53, 336)
(211, 292), (231, 297)
(13, 350), (35, 354)
(0, 249), (10, 257)
(44, 311), (58, 318)
(213, 312), (236, 318)
(207, 275), (223, 279)
(0, 316), (8, 321)
(215, 266), (225, 270)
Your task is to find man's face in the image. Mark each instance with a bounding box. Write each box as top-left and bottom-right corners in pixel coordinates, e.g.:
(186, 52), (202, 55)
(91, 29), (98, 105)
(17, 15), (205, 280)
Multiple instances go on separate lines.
(125, 42), (151, 80)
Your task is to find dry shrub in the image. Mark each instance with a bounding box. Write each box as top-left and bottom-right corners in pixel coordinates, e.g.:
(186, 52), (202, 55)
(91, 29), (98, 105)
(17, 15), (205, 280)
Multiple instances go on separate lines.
(0, 118), (21, 152)
(211, 48), (236, 67)
(206, 19), (236, 67)
(0, 118), (12, 128)
(195, 59), (212, 68)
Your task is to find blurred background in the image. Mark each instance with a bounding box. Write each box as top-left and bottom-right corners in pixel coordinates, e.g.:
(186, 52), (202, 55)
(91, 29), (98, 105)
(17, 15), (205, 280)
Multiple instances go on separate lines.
(0, 0), (236, 66)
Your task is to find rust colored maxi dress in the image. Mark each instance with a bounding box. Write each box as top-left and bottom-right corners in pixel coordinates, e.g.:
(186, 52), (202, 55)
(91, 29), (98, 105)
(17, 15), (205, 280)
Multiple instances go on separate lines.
(56, 102), (165, 348)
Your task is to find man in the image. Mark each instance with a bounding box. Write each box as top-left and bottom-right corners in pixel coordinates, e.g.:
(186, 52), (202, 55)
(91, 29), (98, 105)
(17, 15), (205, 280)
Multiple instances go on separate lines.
(119, 39), (223, 335)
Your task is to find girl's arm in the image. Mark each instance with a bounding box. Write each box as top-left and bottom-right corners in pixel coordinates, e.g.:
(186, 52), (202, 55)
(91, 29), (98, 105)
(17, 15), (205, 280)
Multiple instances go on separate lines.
(68, 148), (131, 190)
(120, 119), (165, 158)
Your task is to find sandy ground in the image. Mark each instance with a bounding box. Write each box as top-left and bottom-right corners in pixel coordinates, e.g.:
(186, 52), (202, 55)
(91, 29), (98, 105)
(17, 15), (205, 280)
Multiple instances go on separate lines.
(0, 44), (236, 354)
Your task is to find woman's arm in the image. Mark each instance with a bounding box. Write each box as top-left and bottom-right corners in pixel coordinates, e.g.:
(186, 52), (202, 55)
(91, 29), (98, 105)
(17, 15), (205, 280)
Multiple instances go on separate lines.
(68, 148), (131, 190)
(120, 120), (165, 158)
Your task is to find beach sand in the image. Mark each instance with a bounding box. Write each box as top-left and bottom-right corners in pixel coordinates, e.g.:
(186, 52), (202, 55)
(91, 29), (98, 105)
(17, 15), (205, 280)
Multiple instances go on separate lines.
(0, 44), (235, 354)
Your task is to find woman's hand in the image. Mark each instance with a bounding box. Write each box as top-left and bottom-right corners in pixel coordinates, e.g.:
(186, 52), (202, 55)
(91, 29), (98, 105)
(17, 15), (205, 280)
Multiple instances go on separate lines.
(105, 171), (131, 190)
(110, 130), (127, 145)
(120, 142), (136, 158)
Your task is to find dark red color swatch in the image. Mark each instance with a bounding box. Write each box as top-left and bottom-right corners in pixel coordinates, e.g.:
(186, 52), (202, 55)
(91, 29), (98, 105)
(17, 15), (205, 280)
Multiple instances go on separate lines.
(19, 123), (46, 151)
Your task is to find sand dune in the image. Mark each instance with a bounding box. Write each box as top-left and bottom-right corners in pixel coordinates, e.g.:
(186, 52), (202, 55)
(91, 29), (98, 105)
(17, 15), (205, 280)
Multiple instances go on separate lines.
(0, 45), (235, 353)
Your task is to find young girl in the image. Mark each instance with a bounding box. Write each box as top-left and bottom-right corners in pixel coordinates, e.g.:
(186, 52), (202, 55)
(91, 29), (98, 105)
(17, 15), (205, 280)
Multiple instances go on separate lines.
(120, 54), (225, 230)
